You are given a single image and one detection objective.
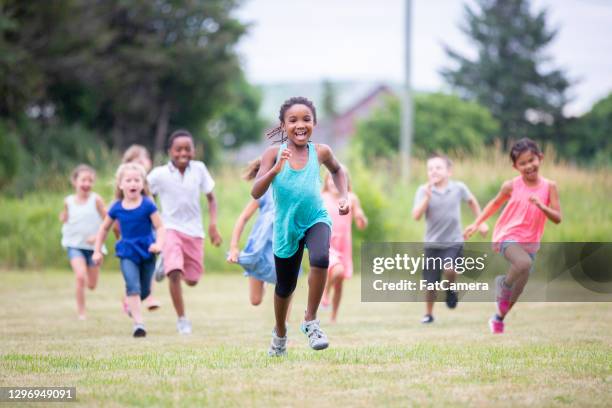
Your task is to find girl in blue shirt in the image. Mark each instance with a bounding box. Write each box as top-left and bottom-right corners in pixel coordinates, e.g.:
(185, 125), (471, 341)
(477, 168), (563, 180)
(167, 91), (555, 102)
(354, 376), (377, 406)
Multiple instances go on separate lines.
(93, 163), (165, 338)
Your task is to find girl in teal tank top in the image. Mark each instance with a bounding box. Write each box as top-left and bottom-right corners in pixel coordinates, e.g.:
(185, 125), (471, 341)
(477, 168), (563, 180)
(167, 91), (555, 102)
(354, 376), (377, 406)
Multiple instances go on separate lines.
(272, 141), (331, 258)
(251, 97), (350, 356)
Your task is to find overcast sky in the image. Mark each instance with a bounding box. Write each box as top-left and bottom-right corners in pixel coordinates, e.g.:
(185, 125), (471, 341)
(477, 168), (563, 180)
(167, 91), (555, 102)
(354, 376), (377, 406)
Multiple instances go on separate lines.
(234, 0), (612, 115)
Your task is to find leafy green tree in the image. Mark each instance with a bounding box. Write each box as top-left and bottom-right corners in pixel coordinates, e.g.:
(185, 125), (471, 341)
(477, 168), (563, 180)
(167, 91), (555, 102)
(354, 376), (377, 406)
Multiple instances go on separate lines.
(562, 93), (612, 164)
(208, 74), (266, 150)
(441, 0), (570, 147)
(0, 121), (20, 188)
(354, 93), (499, 160)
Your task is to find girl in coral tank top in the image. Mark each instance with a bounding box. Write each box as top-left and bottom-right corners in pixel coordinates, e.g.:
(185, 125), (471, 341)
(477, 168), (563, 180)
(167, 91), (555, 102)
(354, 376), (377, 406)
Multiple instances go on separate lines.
(320, 171), (368, 323)
(464, 138), (562, 334)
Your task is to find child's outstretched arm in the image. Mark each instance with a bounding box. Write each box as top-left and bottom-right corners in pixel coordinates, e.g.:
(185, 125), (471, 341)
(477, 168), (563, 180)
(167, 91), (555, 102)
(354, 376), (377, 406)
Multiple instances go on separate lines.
(92, 215), (114, 264)
(227, 199), (259, 263)
(206, 192), (222, 246)
(318, 144), (349, 215)
(148, 212), (165, 253)
(529, 181), (562, 224)
(464, 180), (513, 240)
(251, 146), (289, 199)
(350, 192), (368, 230)
(466, 193), (489, 237)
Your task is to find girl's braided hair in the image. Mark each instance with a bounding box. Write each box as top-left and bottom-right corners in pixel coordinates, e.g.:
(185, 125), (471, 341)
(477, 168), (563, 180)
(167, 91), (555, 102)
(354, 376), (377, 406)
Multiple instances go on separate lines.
(266, 96), (317, 144)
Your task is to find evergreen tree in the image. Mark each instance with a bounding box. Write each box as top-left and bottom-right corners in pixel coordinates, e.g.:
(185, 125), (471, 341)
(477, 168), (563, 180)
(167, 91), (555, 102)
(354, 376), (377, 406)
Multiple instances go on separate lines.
(441, 0), (571, 147)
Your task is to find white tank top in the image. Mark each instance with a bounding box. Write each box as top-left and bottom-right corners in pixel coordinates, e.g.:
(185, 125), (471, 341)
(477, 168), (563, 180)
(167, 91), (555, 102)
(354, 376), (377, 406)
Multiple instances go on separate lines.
(61, 193), (106, 251)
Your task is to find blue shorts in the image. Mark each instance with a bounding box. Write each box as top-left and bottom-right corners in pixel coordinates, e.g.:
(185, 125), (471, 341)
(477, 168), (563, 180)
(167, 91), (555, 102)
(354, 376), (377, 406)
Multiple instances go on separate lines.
(500, 241), (536, 273)
(67, 247), (95, 267)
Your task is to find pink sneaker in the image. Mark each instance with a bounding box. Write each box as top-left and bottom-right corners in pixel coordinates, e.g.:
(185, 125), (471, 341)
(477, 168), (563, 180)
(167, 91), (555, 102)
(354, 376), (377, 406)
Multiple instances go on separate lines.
(489, 315), (504, 334)
(495, 275), (512, 315)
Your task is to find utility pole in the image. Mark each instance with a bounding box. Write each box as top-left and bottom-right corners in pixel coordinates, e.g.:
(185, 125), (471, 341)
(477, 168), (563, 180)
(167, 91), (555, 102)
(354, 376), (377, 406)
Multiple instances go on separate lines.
(400, 0), (413, 182)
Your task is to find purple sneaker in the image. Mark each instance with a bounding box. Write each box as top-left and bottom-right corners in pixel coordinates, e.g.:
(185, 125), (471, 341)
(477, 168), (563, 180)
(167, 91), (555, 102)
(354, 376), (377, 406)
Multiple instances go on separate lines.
(495, 275), (512, 315)
(489, 315), (504, 334)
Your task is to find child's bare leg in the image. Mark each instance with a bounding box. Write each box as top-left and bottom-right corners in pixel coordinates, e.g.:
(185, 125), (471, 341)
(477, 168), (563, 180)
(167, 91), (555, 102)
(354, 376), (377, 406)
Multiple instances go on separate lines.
(506, 272), (530, 314)
(331, 278), (344, 322)
(502, 245), (532, 286)
(274, 294), (292, 337)
(144, 280), (160, 309)
(86, 265), (99, 290)
(327, 265), (344, 321)
(249, 277), (265, 306)
(500, 245), (532, 318)
(425, 290), (436, 315)
(168, 270), (185, 317)
(324, 264), (343, 306)
(305, 266), (327, 321)
(443, 269), (456, 283)
(70, 258), (87, 318)
(126, 295), (143, 324)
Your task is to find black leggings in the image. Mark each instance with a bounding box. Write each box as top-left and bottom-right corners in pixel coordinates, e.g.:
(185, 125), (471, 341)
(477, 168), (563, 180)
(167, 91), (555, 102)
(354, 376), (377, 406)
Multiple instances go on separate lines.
(274, 222), (331, 298)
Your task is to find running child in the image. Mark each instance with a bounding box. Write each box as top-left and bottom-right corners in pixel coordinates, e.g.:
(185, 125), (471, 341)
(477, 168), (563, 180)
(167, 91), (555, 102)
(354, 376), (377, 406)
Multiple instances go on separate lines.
(60, 164), (107, 320)
(93, 163), (165, 337)
(252, 96), (349, 356)
(412, 153), (488, 324)
(147, 130), (222, 335)
(320, 170), (368, 323)
(464, 138), (561, 334)
(227, 159), (277, 306)
(121, 145), (160, 311)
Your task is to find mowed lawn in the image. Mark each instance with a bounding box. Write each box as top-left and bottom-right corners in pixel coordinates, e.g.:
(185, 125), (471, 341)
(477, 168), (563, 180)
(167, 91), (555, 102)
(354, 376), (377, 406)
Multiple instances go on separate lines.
(1, 271), (610, 407)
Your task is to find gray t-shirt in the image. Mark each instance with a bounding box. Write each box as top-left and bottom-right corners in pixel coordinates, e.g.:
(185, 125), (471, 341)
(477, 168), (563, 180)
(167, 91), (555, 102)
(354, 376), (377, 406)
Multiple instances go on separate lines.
(413, 180), (472, 244)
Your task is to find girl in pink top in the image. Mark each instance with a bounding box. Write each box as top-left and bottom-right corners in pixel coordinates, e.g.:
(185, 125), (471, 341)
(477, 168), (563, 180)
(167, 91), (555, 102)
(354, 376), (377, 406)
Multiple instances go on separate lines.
(320, 171), (368, 323)
(464, 138), (562, 334)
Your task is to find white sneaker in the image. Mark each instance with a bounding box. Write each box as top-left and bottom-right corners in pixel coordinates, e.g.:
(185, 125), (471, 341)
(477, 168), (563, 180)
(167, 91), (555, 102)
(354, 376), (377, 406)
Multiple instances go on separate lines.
(300, 319), (329, 350)
(154, 255), (165, 282)
(177, 317), (192, 335)
(267, 329), (287, 357)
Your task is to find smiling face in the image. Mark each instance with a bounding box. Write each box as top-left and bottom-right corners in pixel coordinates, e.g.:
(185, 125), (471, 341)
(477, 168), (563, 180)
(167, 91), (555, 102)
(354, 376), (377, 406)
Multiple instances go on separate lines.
(73, 170), (95, 196)
(119, 169), (145, 201)
(513, 150), (542, 182)
(426, 157), (451, 186)
(282, 104), (315, 146)
(169, 136), (195, 170)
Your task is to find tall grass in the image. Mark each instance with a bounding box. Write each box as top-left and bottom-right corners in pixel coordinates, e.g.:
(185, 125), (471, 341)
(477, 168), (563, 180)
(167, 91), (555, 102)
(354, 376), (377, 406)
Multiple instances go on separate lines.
(1, 149), (611, 270)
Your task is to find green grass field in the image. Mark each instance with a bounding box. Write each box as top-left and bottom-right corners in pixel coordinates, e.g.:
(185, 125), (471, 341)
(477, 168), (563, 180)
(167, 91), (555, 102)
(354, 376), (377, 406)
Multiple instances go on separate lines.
(1, 271), (610, 407)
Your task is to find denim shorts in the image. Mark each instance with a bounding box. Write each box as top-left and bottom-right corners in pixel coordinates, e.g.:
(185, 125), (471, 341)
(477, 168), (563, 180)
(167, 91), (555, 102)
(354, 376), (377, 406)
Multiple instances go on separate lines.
(120, 257), (156, 299)
(67, 247), (95, 267)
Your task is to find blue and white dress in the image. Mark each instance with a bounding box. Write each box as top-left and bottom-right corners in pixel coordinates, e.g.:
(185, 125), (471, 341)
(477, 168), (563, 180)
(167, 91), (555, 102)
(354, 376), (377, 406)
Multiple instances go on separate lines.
(238, 189), (276, 284)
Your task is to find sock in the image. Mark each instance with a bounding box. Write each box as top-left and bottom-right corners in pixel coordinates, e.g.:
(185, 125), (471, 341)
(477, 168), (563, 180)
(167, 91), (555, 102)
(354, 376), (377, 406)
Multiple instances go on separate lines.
(502, 278), (512, 289)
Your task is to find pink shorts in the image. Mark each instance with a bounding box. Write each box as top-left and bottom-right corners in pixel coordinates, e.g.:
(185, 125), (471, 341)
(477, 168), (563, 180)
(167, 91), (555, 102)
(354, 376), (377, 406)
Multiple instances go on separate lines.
(163, 229), (204, 282)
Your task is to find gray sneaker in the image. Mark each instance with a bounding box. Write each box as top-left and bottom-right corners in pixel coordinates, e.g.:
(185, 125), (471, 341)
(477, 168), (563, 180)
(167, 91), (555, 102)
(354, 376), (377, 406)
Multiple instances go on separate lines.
(300, 319), (329, 350)
(177, 317), (192, 335)
(267, 329), (287, 357)
(154, 254), (165, 282)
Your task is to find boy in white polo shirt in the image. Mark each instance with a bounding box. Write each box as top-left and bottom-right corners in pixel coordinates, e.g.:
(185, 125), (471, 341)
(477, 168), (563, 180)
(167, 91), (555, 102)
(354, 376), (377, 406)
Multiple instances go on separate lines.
(148, 130), (223, 334)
